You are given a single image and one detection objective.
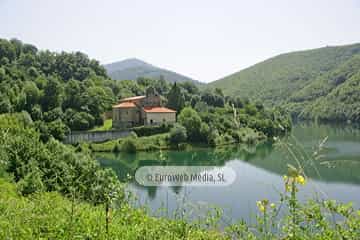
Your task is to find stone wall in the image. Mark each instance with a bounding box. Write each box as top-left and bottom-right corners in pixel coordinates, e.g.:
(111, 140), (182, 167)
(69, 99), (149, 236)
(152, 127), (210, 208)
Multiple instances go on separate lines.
(64, 130), (131, 144)
(113, 107), (140, 128)
(145, 112), (176, 125)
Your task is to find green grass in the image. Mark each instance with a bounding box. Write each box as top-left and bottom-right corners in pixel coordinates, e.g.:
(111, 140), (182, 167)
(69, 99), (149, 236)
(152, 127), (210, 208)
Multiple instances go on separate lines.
(0, 179), (224, 240)
(90, 119), (113, 131)
(89, 133), (171, 152)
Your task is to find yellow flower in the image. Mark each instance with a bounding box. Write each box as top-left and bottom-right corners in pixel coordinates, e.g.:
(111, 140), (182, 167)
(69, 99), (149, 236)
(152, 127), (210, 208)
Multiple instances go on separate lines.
(256, 201), (264, 212)
(270, 203), (276, 209)
(259, 205), (265, 212)
(296, 175), (306, 185)
(283, 175), (288, 181)
(257, 200), (268, 213)
(285, 184), (292, 192)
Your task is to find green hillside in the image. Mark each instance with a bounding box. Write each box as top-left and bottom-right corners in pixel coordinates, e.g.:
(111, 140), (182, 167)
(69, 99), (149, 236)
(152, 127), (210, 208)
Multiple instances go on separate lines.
(209, 43), (360, 122)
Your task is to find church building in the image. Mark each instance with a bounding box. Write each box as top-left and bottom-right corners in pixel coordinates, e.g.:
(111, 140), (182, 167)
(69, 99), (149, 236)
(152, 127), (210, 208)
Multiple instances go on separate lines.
(112, 87), (176, 128)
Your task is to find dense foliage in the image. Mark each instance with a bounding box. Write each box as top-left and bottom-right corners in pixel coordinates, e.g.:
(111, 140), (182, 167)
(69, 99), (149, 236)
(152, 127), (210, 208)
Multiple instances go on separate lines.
(0, 38), (117, 139)
(287, 55), (360, 122)
(176, 103), (291, 146)
(0, 113), (122, 204)
(132, 123), (172, 137)
(209, 43), (360, 122)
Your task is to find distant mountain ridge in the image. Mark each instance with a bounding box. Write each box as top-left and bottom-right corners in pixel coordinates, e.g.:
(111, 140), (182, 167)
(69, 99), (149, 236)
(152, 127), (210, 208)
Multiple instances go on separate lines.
(104, 58), (200, 84)
(209, 43), (360, 122)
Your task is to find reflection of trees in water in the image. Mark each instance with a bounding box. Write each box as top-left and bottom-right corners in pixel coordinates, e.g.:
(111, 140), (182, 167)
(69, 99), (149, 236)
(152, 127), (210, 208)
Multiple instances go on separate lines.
(96, 128), (360, 198)
(96, 143), (276, 197)
(147, 186), (157, 200)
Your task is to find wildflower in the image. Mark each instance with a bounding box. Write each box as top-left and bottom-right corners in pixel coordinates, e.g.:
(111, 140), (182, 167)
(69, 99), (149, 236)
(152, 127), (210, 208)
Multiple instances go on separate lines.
(295, 175), (306, 185)
(285, 183), (292, 192)
(270, 203), (276, 209)
(257, 201), (265, 213)
(257, 199), (268, 213)
(283, 175), (288, 181)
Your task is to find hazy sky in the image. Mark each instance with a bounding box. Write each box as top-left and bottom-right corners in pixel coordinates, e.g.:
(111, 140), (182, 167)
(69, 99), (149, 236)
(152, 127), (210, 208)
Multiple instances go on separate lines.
(1, 0), (359, 82)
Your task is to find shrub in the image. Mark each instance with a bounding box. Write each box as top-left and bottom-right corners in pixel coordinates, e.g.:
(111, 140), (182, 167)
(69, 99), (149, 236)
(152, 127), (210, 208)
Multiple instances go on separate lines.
(129, 131), (138, 138)
(47, 119), (70, 141)
(68, 111), (95, 130)
(132, 124), (172, 137)
(199, 122), (210, 142)
(112, 143), (121, 153)
(0, 114), (123, 203)
(121, 139), (137, 153)
(207, 129), (220, 146)
(43, 107), (63, 122)
(223, 133), (234, 143)
(30, 104), (43, 121)
(0, 97), (12, 113)
(169, 124), (187, 144)
(178, 107), (202, 142)
(177, 142), (188, 150)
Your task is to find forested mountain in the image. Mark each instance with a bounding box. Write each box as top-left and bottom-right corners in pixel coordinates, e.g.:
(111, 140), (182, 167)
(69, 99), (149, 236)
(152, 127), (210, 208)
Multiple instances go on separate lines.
(104, 58), (200, 83)
(209, 43), (360, 122)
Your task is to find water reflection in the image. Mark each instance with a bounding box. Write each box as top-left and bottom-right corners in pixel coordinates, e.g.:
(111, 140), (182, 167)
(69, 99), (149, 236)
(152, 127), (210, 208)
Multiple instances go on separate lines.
(96, 123), (360, 221)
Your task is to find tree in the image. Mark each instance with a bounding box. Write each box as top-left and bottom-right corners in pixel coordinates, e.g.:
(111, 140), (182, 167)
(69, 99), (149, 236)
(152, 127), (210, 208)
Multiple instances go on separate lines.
(68, 112), (95, 130)
(18, 53), (38, 68)
(0, 39), (16, 63)
(169, 124), (187, 144)
(179, 81), (200, 95)
(47, 119), (70, 140)
(22, 43), (38, 55)
(30, 104), (43, 121)
(63, 79), (82, 110)
(167, 83), (185, 111)
(22, 81), (41, 111)
(43, 107), (63, 122)
(81, 86), (113, 125)
(10, 38), (23, 58)
(178, 107), (202, 142)
(199, 122), (210, 142)
(201, 90), (224, 107)
(0, 97), (12, 113)
(214, 88), (224, 97)
(42, 77), (63, 111)
(0, 67), (6, 82)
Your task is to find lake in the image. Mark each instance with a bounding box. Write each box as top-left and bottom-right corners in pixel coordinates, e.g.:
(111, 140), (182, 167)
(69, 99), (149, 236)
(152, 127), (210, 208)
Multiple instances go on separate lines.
(96, 123), (360, 224)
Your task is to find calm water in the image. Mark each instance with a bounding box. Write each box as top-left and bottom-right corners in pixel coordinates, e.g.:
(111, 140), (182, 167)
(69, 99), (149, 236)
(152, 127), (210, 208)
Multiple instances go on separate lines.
(96, 123), (360, 223)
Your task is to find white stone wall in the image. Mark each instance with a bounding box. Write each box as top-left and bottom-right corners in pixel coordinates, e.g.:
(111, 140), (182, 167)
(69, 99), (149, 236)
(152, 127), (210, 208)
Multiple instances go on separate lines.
(145, 112), (176, 125)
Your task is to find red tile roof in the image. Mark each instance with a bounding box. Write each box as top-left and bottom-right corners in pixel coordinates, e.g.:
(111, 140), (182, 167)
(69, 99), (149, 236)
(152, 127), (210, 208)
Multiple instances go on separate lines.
(112, 102), (136, 108)
(120, 95), (145, 102)
(143, 107), (176, 113)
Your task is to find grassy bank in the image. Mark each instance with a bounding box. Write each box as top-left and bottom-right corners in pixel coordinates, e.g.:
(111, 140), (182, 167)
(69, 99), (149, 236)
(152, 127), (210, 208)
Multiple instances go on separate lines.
(1, 167), (359, 240)
(0, 178), (224, 240)
(85, 127), (265, 153)
(90, 119), (113, 131)
(88, 133), (172, 152)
